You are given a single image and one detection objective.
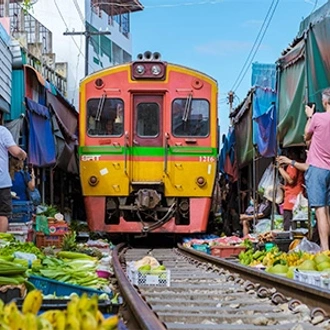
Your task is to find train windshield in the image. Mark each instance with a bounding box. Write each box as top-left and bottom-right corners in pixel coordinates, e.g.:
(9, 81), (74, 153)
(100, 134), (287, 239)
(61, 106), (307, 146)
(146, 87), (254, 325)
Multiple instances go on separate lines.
(136, 103), (160, 137)
(86, 98), (124, 136)
(172, 98), (209, 137)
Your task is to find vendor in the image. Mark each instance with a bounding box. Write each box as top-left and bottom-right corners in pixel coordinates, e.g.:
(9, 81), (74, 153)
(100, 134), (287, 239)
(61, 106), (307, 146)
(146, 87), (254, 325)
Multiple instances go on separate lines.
(240, 187), (282, 236)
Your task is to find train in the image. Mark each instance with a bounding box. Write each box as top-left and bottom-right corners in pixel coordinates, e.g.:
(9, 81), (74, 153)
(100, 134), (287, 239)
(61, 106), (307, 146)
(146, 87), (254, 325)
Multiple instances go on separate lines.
(78, 51), (220, 235)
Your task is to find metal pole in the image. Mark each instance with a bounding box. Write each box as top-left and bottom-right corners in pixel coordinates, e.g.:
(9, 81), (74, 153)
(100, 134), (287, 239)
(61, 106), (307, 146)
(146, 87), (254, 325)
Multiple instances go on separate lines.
(63, 30), (111, 77)
(85, 33), (90, 77)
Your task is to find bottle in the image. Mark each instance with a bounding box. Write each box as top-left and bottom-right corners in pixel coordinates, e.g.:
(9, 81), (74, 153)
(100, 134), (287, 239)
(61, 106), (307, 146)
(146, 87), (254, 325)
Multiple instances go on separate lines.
(311, 207), (316, 227)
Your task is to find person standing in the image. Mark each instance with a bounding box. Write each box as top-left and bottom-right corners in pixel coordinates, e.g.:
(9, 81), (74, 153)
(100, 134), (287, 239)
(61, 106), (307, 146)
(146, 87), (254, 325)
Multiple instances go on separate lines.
(276, 148), (305, 231)
(304, 88), (330, 251)
(0, 125), (27, 232)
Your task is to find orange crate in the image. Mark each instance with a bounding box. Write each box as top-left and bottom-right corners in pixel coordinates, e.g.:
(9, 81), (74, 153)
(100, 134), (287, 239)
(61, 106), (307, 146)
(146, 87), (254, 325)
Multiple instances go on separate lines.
(210, 246), (246, 258)
(35, 232), (65, 248)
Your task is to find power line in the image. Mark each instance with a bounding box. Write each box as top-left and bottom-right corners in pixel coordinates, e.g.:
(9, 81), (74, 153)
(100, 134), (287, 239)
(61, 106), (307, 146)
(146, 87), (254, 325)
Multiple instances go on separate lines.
(53, 0), (94, 72)
(230, 0), (279, 92)
(71, 0), (105, 72)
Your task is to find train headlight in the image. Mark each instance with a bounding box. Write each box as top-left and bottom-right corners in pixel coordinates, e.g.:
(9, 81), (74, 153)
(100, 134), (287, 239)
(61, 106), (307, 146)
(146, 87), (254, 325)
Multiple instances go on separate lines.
(88, 175), (99, 186)
(131, 62), (166, 80)
(151, 65), (161, 76)
(135, 64), (145, 75)
(196, 176), (207, 187)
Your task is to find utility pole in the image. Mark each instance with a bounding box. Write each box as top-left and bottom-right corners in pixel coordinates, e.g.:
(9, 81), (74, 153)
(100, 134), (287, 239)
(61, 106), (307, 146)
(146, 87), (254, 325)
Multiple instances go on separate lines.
(63, 28), (111, 77)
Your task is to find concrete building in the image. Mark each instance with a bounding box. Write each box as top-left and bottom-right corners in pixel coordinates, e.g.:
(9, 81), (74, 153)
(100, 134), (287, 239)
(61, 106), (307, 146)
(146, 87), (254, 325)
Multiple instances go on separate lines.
(31, 0), (143, 107)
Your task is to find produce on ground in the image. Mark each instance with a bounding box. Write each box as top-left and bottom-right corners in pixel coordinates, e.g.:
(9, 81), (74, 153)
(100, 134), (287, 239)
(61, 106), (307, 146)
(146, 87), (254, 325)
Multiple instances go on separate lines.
(0, 289), (118, 330)
(30, 256), (110, 291)
(239, 244), (330, 279)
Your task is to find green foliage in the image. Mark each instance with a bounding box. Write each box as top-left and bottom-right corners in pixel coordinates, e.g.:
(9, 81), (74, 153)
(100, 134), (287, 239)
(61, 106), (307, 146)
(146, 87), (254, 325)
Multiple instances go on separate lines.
(22, 0), (34, 14)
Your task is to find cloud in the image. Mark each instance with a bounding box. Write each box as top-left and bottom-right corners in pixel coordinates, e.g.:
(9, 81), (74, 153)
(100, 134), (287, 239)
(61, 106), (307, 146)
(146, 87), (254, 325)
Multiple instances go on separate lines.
(241, 19), (263, 28)
(195, 40), (253, 56)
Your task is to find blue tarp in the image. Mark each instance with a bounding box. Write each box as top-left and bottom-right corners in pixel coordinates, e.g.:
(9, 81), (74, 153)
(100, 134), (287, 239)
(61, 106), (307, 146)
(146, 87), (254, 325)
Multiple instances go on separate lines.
(26, 98), (56, 167)
(219, 127), (237, 181)
(251, 63), (277, 157)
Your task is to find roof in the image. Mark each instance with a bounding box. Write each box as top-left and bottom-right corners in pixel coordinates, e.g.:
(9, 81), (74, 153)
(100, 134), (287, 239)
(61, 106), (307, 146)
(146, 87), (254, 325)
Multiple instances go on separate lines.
(93, 0), (144, 15)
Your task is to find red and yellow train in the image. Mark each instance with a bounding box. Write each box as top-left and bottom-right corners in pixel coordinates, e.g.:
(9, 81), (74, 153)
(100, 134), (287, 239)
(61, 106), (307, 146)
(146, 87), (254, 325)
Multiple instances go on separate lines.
(79, 51), (220, 234)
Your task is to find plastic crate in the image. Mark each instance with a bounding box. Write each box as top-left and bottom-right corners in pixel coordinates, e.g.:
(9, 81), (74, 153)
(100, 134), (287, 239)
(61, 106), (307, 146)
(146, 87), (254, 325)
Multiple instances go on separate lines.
(28, 275), (112, 298)
(48, 222), (69, 235)
(9, 231), (29, 243)
(192, 244), (210, 254)
(8, 221), (33, 232)
(127, 262), (170, 287)
(294, 270), (322, 288)
(210, 245), (246, 258)
(35, 232), (65, 248)
(10, 213), (32, 223)
(12, 201), (34, 214)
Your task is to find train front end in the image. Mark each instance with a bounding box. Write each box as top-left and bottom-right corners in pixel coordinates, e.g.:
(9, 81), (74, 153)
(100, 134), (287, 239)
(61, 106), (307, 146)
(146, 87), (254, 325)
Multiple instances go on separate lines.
(79, 52), (219, 234)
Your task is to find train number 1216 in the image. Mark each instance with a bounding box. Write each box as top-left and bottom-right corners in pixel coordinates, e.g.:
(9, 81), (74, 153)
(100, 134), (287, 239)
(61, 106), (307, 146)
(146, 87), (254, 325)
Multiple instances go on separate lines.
(199, 156), (215, 162)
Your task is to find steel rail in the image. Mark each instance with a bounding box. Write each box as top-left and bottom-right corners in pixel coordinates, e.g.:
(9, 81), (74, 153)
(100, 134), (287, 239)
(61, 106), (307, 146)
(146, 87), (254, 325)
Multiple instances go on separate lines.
(178, 243), (330, 315)
(112, 243), (167, 330)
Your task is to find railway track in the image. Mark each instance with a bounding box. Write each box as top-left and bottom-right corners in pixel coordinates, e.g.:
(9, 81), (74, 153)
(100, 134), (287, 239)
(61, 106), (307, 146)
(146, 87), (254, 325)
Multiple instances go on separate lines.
(112, 243), (330, 330)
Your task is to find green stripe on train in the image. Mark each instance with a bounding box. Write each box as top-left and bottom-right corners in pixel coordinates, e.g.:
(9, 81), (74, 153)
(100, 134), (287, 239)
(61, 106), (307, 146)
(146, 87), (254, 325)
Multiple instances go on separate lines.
(79, 146), (217, 156)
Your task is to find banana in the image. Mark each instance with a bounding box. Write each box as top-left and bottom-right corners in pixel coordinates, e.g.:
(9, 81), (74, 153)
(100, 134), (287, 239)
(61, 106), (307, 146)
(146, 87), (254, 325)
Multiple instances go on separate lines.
(3, 301), (21, 326)
(96, 310), (104, 326)
(40, 309), (64, 325)
(25, 312), (38, 330)
(0, 323), (10, 330)
(37, 317), (53, 330)
(67, 295), (79, 318)
(77, 293), (89, 315)
(22, 290), (43, 315)
(86, 295), (98, 318)
(102, 314), (119, 330)
(53, 310), (66, 330)
(80, 311), (98, 330)
(66, 314), (80, 330)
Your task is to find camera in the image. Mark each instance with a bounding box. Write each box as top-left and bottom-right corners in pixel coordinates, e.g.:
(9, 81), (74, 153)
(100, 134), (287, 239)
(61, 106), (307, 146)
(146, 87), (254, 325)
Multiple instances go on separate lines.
(307, 102), (316, 114)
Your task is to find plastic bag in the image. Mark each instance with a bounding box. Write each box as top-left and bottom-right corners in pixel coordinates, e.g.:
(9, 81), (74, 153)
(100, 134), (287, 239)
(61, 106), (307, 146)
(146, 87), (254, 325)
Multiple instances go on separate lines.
(258, 163), (279, 195)
(35, 215), (50, 235)
(293, 237), (321, 254)
(254, 219), (271, 234)
(292, 193), (309, 220)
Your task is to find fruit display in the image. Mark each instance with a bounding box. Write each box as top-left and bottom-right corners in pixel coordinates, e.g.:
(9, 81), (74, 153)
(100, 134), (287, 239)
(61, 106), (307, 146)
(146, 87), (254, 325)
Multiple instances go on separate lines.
(0, 289), (119, 330)
(133, 256), (166, 274)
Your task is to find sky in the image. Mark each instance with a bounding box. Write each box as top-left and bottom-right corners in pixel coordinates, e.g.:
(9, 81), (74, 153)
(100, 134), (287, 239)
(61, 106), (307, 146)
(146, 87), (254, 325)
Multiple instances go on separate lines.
(130, 0), (328, 137)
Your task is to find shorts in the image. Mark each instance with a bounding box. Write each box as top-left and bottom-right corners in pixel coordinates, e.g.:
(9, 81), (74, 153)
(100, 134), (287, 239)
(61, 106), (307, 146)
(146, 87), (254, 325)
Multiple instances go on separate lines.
(0, 188), (12, 216)
(283, 210), (292, 231)
(305, 165), (330, 207)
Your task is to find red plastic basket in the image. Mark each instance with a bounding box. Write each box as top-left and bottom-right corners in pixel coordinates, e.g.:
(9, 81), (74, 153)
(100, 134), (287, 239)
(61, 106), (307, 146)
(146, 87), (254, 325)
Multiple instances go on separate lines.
(35, 232), (65, 248)
(210, 246), (246, 258)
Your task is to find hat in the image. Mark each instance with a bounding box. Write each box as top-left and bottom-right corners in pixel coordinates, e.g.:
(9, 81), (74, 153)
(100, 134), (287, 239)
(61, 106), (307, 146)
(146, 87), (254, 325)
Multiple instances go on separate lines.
(264, 185), (284, 204)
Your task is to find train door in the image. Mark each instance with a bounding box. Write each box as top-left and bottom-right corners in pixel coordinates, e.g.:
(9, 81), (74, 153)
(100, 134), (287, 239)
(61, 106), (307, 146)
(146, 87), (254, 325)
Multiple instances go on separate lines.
(132, 95), (163, 182)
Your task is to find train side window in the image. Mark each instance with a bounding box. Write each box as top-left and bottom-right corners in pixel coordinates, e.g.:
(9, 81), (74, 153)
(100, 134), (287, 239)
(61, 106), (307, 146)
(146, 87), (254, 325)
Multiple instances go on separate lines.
(136, 103), (159, 137)
(172, 99), (209, 137)
(87, 98), (124, 136)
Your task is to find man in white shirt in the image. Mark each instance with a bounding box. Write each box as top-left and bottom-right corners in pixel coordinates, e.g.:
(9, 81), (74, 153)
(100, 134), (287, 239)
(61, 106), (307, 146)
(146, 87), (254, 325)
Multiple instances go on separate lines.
(0, 125), (27, 232)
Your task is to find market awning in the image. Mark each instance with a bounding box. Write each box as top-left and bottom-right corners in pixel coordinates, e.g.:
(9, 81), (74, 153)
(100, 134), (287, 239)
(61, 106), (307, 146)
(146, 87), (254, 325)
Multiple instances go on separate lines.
(47, 92), (78, 174)
(231, 90), (254, 168)
(277, 39), (306, 147)
(251, 63), (277, 157)
(25, 97), (56, 167)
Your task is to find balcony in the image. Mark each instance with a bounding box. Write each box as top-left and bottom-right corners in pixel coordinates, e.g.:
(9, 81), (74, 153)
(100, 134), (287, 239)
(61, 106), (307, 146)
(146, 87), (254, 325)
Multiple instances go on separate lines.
(91, 0), (143, 16)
